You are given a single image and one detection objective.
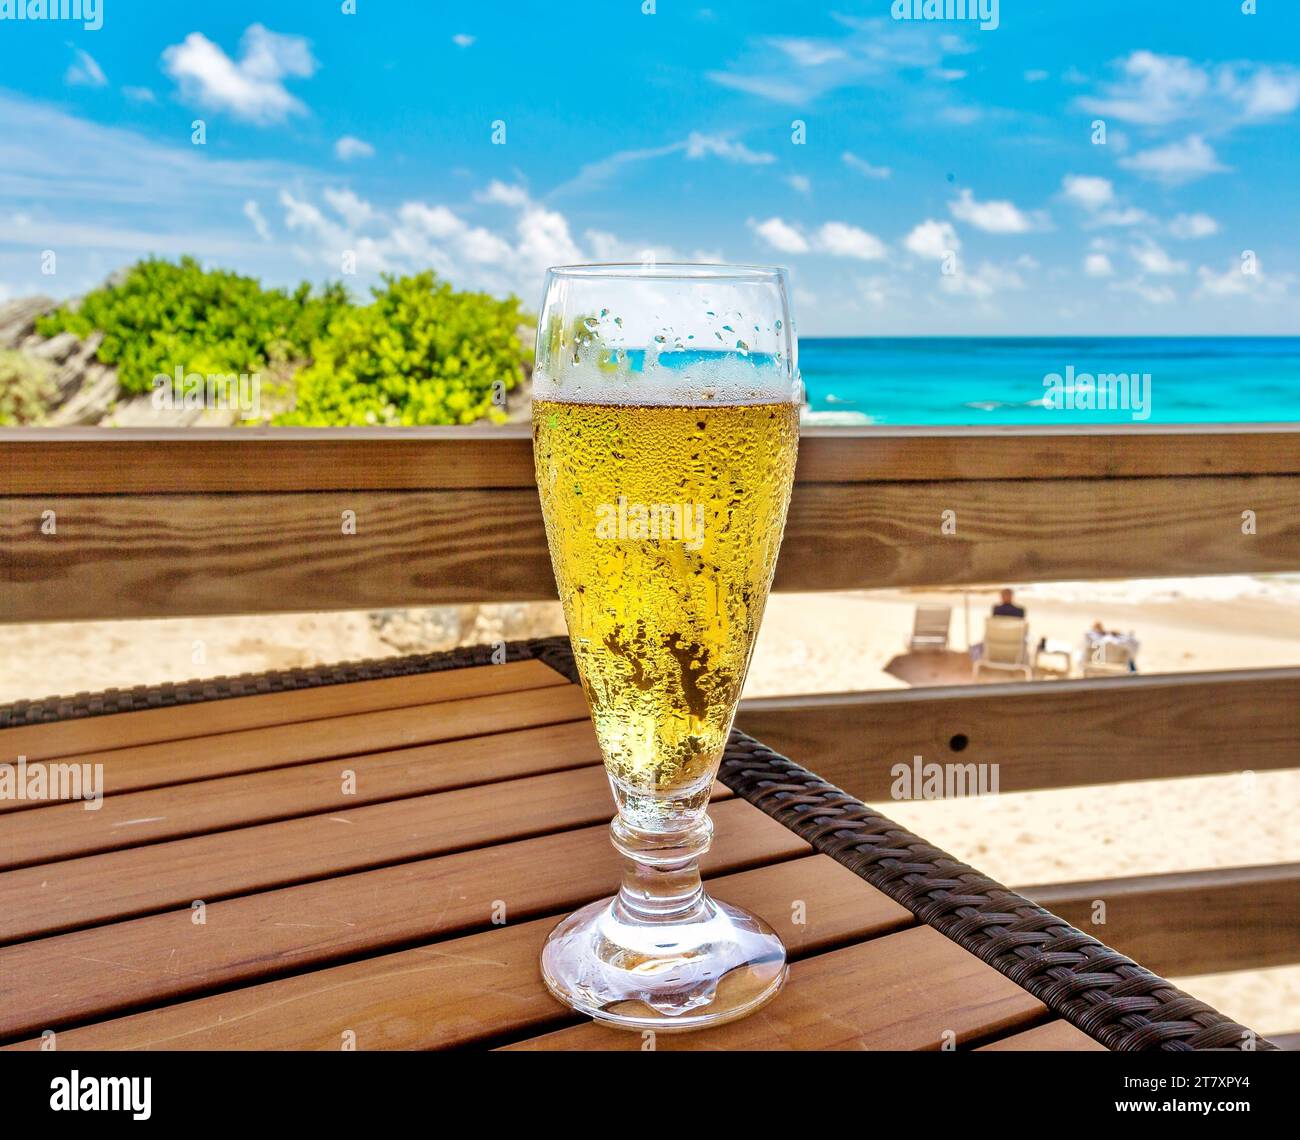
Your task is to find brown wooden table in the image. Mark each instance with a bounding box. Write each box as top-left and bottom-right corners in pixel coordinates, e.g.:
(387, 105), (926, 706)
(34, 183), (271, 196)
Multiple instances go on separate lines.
(0, 639), (1265, 1051)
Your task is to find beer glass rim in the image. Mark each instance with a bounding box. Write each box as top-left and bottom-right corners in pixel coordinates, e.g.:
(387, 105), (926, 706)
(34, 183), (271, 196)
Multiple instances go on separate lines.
(547, 262), (786, 283)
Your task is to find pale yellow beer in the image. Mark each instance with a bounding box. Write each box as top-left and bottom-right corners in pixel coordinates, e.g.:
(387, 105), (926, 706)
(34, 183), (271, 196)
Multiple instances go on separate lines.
(533, 398), (799, 819)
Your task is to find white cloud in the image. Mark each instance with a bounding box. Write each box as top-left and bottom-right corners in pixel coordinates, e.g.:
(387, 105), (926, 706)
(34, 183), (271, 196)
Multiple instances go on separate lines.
(1083, 253), (1113, 277)
(1024, 70), (1049, 83)
(1168, 212), (1219, 239)
(751, 216), (809, 254)
(786, 174), (811, 195)
(750, 216), (887, 260)
(684, 132), (775, 165)
(904, 219), (960, 259)
(452, 34), (475, 48)
(1129, 238), (1187, 276)
(1079, 51), (1300, 128)
(932, 69), (967, 81)
(948, 187), (1037, 234)
(1110, 279), (1177, 305)
(162, 25), (316, 124)
(122, 86), (156, 103)
(769, 37), (847, 67)
(243, 199), (271, 241)
(1094, 207), (1151, 228)
(334, 135), (375, 161)
(478, 181), (531, 208)
(841, 151), (891, 179)
(815, 222), (887, 261)
(324, 187), (375, 229)
(515, 200), (583, 270)
(939, 260), (1025, 300)
(1119, 135), (1228, 184)
(1061, 174), (1114, 210)
(66, 49), (107, 88)
(1060, 175), (1153, 228)
(1195, 264), (1252, 298)
(552, 132), (775, 198)
(708, 16), (965, 106)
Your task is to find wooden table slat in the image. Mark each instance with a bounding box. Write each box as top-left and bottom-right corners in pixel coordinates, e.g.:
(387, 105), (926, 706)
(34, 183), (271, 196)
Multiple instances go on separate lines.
(0, 797), (806, 1040)
(0, 683), (592, 814)
(0, 657), (1109, 1051)
(0, 658), (565, 761)
(1, 719), (602, 868)
(504, 925), (1047, 1051)
(976, 1020), (1107, 1051)
(4, 856), (912, 1051)
(0, 767), (734, 942)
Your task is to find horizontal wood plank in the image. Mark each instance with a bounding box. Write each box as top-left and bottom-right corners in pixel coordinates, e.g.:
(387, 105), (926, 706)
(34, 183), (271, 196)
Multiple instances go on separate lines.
(976, 1020), (1105, 1051)
(504, 925), (1045, 1050)
(0, 683), (591, 814)
(0, 719), (602, 868)
(739, 668), (1300, 798)
(0, 658), (565, 761)
(4, 473), (1298, 619)
(0, 797), (806, 1039)
(4, 424), (1296, 494)
(4, 855), (910, 1050)
(0, 765), (734, 941)
(1022, 863), (1300, 975)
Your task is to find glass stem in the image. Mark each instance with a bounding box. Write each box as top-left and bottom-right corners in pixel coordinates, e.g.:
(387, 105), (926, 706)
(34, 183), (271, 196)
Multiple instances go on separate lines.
(609, 811), (713, 925)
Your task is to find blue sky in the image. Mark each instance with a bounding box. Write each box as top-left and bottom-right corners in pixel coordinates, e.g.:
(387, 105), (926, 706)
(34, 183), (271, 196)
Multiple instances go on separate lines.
(1, 0), (1298, 335)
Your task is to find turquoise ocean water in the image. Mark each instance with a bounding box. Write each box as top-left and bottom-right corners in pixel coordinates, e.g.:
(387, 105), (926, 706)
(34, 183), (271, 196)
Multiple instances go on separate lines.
(798, 337), (1300, 425)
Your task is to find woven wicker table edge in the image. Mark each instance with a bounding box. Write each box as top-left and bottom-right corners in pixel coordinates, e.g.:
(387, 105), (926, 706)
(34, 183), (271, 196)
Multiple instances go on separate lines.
(0, 636), (577, 727)
(1, 635), (1276, 1053)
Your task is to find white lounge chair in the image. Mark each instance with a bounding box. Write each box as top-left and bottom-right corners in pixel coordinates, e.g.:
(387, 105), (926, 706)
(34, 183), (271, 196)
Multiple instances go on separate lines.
(973, 616), (1032, 681)
(908, 604), (952, 652)
(1083, 638), (1135, 677)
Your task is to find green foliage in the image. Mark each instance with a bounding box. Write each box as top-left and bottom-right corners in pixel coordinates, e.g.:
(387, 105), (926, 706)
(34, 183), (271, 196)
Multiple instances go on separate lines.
(277, 271), (526, 426)
(35, 257), (348, 396)
(0, 349), (56, 425)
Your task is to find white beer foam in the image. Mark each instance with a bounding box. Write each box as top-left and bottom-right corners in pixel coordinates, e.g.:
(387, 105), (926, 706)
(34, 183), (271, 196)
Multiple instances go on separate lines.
(533, 354), (797, 406)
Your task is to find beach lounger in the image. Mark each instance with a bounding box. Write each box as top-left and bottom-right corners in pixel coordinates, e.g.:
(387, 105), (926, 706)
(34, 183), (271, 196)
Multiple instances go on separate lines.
(973, 616), (1032, 681)
(908, 604), (952, 652)
(1083, 638), (1136, 677)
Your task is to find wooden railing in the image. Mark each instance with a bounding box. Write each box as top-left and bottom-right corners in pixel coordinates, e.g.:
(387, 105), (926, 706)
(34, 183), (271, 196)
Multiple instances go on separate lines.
(3, 423), (1299, 621)
(2, 423), (1299, 1000)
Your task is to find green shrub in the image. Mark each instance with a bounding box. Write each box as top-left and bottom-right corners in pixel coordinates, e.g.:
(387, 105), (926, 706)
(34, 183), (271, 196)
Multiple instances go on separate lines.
(277, 271), (526, 426)
(35, 257), (348, 396)
(0, 350), (55, 425)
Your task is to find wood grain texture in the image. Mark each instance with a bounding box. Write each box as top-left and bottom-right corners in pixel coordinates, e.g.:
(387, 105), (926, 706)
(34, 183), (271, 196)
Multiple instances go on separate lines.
(0, 719), (602, 867)
(0, 683), (592, 814)
(504, 925), (1046, 1050)
(4, 473), (1298, 619)
(4, 424), (1296, 493)
(0, 766), (734, 940)
(0, 797), (806, 1039)
(0, 658), (565, 761)
(1021, 863), (1300, 975)
(3, 856), (911, 1050)
(976, 1020), (1105, 1051)
(738, 668), (1300, 798)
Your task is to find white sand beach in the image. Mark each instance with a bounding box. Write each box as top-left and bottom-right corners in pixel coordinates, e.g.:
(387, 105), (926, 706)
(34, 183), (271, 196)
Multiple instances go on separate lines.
(2, 574), (1297, 1036)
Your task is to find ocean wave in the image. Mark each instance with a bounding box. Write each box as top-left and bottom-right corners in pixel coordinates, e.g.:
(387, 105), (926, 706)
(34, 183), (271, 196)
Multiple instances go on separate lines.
(801, 409), (877, 425)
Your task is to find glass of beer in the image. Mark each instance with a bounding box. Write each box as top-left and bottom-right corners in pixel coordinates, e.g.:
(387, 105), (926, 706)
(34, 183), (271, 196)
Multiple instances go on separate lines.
(532, 263), (800, 1030)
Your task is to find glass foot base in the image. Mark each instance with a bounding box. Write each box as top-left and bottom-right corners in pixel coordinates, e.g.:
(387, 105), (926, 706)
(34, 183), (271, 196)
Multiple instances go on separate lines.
(540, 893), (787, 1032)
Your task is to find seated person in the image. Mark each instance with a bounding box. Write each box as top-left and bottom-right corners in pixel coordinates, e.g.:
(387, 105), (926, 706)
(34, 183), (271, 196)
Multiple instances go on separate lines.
(991, 588), (1025, 619)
